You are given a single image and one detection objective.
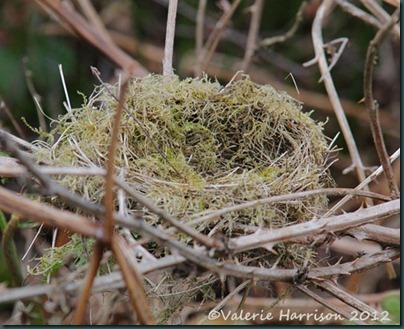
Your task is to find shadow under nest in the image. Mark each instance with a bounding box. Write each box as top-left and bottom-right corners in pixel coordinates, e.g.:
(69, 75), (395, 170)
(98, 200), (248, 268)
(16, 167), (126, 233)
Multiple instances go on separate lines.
(30, 74), (334, 323)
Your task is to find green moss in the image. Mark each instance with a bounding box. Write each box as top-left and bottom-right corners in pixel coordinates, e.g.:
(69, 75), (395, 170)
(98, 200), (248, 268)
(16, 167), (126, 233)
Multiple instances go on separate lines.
(31, 74), (334, 321)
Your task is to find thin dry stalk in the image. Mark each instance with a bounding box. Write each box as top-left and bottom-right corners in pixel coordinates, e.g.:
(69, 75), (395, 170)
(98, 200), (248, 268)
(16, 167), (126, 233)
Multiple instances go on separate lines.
(363, 8), (400, 198)
(297, 285), (364, 325)
(35, 0), (148, 76)
(316, 281), (383, 318)
(195, 0), (207, 73)
(73, 241), (104, 324)
(110, 236), (156, 324)
(335, 0), (383, 29)
(360, 0), (400, 38)
(104, 79), (128, 242)
(196, 280), (251, 325)
(163, 0), (178, 75)
(0, 100), (26, 139)
(260, 1), (306, 48)
(198, 0), (242, 74)
(76, 0), (113, 43)
(239, 0), (264, 72)
(325, 149), (400, 216)
(22, 58), (48, 134)
(306, 0), (369, 193)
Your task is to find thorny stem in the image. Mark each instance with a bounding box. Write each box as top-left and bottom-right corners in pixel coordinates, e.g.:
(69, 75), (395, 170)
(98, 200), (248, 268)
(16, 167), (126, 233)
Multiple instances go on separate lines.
(363, 8), (400, 199)
(0, 248), (399, 305)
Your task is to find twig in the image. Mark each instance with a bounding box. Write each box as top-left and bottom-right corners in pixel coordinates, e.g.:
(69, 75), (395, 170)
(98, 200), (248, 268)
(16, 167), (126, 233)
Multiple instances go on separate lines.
(189, 187), (391, 227)
(0, 254), (185, 305)
(73, 241), (103, 324)
(0, 130), (104, 218)
(335, 0), (383, 29)
(104, 78), (128, 243)
(297, 284), (364, 324)
(76, 0), (113, 43)
(228, 199), (400, 252)
(307, 0), (369, 193)
(0, 128), (36, 151)
(324, 149), (400, 216)
(363, 8), (400, 199)
(239, 0), (264, 72)
(197, 280), (251, 325)
(35, 0), (148, 76)
(360, 0), (400, 38)
(260, 1), (306, 48)
(114, 178), (225, 251)
(0, 185), (104, 241)
(163, 0), (178, 75)
(198, 0), (242, 74)
(110, 236), (156, 324)
(0, 248), (398, 306)
(347, 224), (400, 246)
(0, 100), (26, 139)
(195, 0), (207, 74)
(316, 280), (383, 319)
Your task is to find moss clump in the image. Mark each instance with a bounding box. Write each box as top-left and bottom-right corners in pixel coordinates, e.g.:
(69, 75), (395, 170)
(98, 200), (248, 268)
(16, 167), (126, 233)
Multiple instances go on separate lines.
(32, 74), (332, 321)
(35, 74), (331, 230)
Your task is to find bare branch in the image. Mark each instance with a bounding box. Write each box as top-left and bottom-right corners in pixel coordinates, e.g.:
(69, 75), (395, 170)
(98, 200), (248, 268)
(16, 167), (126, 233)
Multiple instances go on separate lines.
(163, 0), (178, 75)
(35, 0), (148, 76)
(190, 188), (391, 227)
(73, 241), (103, 324)
(228, 199), (399, 252)
(239, 0), (264, 72)
(308, 0), (369, 193)
(363, 8), (400, 198)
(260, 1), (306, 48)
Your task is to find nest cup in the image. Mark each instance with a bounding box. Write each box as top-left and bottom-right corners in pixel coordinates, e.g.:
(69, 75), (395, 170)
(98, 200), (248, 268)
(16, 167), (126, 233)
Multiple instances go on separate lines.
(33, 74), (332, 321)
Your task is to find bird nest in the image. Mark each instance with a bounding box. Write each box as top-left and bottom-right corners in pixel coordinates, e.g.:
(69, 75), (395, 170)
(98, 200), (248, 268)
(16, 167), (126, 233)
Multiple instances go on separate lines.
(31, 74), (333, 322)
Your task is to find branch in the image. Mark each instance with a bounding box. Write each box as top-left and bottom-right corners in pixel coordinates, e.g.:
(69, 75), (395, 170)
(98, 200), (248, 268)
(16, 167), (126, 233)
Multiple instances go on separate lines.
(189, 187), (391, 227)
(163, 0), (178, 75)
(307, 0), (369, 192)
(35, 0), (148, 76)
(228, 199), (399, 252)
(363, 8), (400, 198)
(239, 0), (264, 72)
(72, 241), (104, 324)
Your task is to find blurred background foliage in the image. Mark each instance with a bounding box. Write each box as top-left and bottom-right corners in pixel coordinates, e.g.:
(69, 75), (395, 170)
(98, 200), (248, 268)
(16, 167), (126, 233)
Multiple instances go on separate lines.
(0, 0), (400, 183)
